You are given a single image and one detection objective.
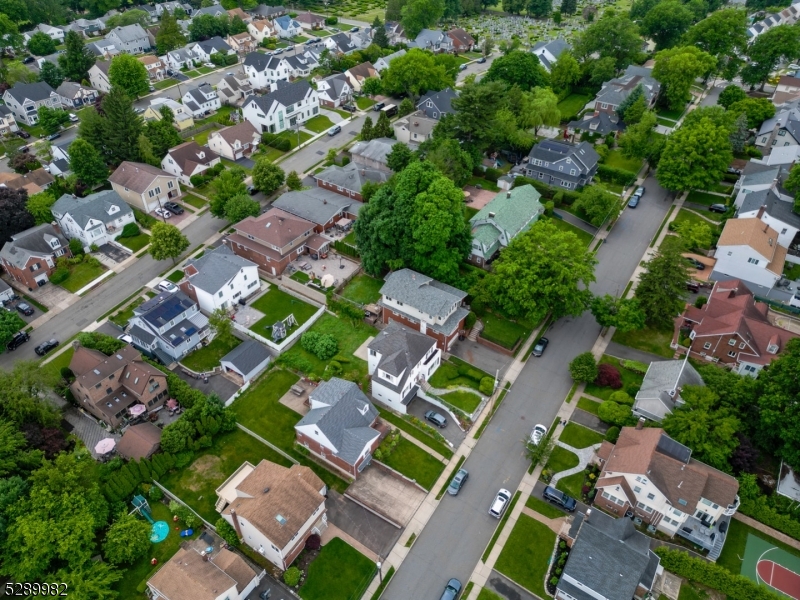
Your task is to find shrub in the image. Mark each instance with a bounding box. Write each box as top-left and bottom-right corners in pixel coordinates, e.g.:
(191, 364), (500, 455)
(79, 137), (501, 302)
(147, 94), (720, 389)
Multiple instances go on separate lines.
(300, 331), (339, 360)
(694, 296), (708, 309)
(596, 164), (637, 186)
(121, 222), (141, 238)
(553, 191), (564, 207)
(50, 268), (70, 284)
(169, 501), (200, 529)
(215, 518), (240, 546)
(544, 200), (554, 216)
(341, 156), (350, 166)
(306, 533), (321, 550)
(625, 384), (641, 397)
(594, 363), (622, 389)
(277, 352), (315, 374)
(148, 485), (163, 501)
(90, 243), (99, 252)
(69, 237), (85, 256)
(569, 352), (598, 383)
(479, 376), (494, 395)
(465, 311), (477, 330)
(133, 208), (157, 229)
(605, 426), (620, 442)
(60, 366), (74, 380)
(284, 566), (302, 587)
(597, 401), (632, 427)
(744, 145), (763, 158)
(608, 390), (633, 405)
(325, 16), (338, 24)
(484, 167), (501, 182)
(619, 359), (647, 374)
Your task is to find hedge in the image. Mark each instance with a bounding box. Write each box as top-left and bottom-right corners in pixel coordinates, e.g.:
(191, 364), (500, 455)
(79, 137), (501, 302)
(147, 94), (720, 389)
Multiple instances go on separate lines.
(133, 207), (157, 229)
(513, 176), (581, 204)
(621, 359), (648, 374)
(596, 164), (637, 186)
(739, 474), (800, 541)
(332, 239), (359, 258)
(654, 548), (784, 600)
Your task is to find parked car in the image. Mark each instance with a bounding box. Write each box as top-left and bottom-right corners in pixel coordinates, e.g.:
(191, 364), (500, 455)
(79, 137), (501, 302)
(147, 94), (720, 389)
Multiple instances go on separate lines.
(22, 56), (35, 64)
(686, 281), (700, 293)
(373, 101), (385, 111)
(709, 203), (728, 213)
(328, 124), (341, 136)
(16, 302), (34, 316)
(350, 26), (359, 32)
(15, 130), (30, 139)
(6, 331), (30, 351)
(458, 63), (468, 71)
(447, 468), (469, 496)
(149, 85), (156, 92)
(532, 337), (549, 357)
(118, 333), (133, 344)
(34, 339), (59, 356)
(529, 423), (547, 446)
(489, 488), (511, 518)
(685, 257), (706, 271)
(163, 201), (184, 215)
(45, 132), (61, 141)
(153, 208), (172, 219)
(247, 185), (257, 195)
(203, 62), (215, 68)
(439, 579), (462, 600)
(166, 69), (174, 76)
(68, 113), (79, 123)
(424, 410), (447, 428)
(628, 195), (640, 208)
(274, 48), (283, 54)
(633, 186), (645, 198)
(342, 104), (357, 112)
(543, 485), (577, 511)
(134, 107), (145, 114)
(157, 280), (178, 293)
(478, 57), (486, 63)
(726, 167), (742, 175)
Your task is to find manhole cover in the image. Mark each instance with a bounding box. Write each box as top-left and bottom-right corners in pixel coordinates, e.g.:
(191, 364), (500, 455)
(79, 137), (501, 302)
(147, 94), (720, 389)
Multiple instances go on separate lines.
(316, 150), (324, 155)
(348, 131), (358, 135)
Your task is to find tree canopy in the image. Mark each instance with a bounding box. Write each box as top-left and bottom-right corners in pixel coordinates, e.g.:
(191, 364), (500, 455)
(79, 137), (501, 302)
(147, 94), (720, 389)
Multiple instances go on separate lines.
(381, 48), (454, 98)
(401, 0), (445, 38)
(652, 45), (716, 111)
(641, 1), (694, 50)
(633, 247), (690, 328)
(108, 53), (150, 99)
(483, 50), (549, 91)
(743, 24), (800, 89)
(574, 11), (642, 69)
(59, 31), (96, 83)
(149, 221), (189, 263)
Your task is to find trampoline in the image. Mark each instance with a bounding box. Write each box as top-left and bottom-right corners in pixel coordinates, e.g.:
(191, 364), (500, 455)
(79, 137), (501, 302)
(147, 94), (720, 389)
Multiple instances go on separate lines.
(151, 521), (169, 543)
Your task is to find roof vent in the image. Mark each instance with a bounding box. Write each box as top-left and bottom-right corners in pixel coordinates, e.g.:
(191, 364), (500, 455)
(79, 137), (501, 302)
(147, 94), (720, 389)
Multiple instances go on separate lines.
(93, 369), (101, 375)
(488, 212), (496, 218)
(263, 487), (270, 494)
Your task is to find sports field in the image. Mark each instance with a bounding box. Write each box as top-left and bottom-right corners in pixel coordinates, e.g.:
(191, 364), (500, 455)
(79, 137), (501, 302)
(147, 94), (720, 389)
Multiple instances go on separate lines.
(742, 533), (800, 599)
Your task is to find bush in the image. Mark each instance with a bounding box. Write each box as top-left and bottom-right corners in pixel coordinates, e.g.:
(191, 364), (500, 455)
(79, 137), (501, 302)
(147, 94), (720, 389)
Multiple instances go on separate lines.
(341, 156), (350, 166)
(300, 331), (339, 360)
(90, 243), (99, 252)
(133, 208), (157, 229)
(148, 485), (163, 501)
(608, 390), (633, 405)
(284, 566), (302, 587)
(465, 311), (477, 330)
(694, 296), (708, 309)
(120, 222), (140, 238)
(596, 164), (637, 186)
(597, 400), (632, 426)
(483, 167), (501, 182)
(60, 366), (74, 380)
(605, 426), (620, 443)
(169, 501), (199, 529)
(738, 474), (800, 541)
(569, 352), (598, 383)
(215, 518), (240, 546)
(69, 238), (85, 256)
(744, 145), (763, 158)
(594, 363), (622, 388)
(620, 359), (648, 374)
(544, 200), (554, 216)
(306, 533), (321, 550)
(479, 376), (494, 395)
(50, 268), (70, 284)
(553, 191), (564, 207)
(325, 16), (338, 24)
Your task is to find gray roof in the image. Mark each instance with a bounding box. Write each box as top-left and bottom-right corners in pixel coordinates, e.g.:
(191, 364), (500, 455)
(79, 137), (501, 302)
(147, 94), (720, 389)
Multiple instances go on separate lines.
(0, 224), (68, 270)
(51, 190), (133, 230)
(56, 81), (94, 99)
(416, 88), (457, 119)
(568, 112), (621, 136)
(380, 269), (467, 320)
(633, 360), (704, 422)
(319, 73), (348, 99)
(108, 23), (148, 42)
(192, 5), (226, 17)
(740, 187), (800, 229)
(186, 82), (216, 104)
(531, 38), (569, 70)
(220, 339), (271, 375)
(297, 378), (379, 466)
(193, 36), (231, 55)
(168, 47), (194, 62)
(412, 29), (449, 50)
(329, 32), (355, 53)
(0, 105), (12, 118)
(313, 162), (388, 194)
(560, 509), (659, 600)
(272, 188), (362, 225)
(129, 324), (156, 345)
(5, 81), (56, 104)
(184, 244), (256, 294)
(368, 321), (435, 394)
(740, 161), (781, 187)
(375, 49), (406, 71)
(527, 140), (599, 177)
(349, 137), (398, 166)
(248, 79), (314, 113)
(596, 65), (659, 108)
(250, 4), (286, 17)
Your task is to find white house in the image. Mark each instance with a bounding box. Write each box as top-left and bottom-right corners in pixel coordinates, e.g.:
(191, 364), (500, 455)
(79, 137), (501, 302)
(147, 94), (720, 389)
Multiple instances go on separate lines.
(51, 190), (134, 251)
(144, 97), (195, 131)
(368, 321), (440, 413)
(2, 82), (62, 126)
(208, 120), (261, 161)
(86, 39), (119, 60)
(56, 81), (98, 109)
(530, 38), (570, 72)
(374, 48), (406, 72)
(189, 36), (233, 63)
(273, 15), (301, 38)
(161, 140), (221, 185)
(315, 73), (351, 108)
(247, 19), (277, 43)
(108, 161), (181, 213)
(179, 244), (260, 312)
(0, 106), (19, 136)
(217, 460), (327, 570)
(48, 141), (72, 176)
(105, 24), (150, 54)
(737, 187), (800, 252)
(88, 60), (112, 93)
(181, 82), (221, 116)
(712, 217), (788, 289)
(242, 79), (319, 134)
(242, 52), (315, 89)
(24, 23), (64, 45)
(217, 74), (254, 106)
(163, 47), (196, 71)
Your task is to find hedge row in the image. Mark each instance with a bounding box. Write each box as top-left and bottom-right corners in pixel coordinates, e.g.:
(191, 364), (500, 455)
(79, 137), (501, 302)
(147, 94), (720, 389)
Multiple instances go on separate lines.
(104, 453), (177, 503)
(596, 164), (637, 186)
(654, 548), (783, 600)
(513, 176), (581, 204)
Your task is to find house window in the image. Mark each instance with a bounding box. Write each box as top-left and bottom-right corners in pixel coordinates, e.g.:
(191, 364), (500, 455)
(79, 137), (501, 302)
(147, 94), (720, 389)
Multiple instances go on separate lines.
(647, 493), (655, 500)
(148, 190), (155, 198)
(634, 486), (642, 493)
(703, 342), (712, 349)
(728, 339), (736, 346)
(728, 350), (737, 358)
(154, 186), (161, 195)
(168, 181), (174, 189)
(739, 342), (746, 349)
(781, 228), (788, 234)
(748, 258), (760, 265)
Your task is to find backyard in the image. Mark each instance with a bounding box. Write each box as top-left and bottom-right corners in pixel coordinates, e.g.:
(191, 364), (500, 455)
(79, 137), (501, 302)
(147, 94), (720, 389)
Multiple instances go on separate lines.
(299, 538), (376, 600)
(248, 286), (320, 339)
(584, 355), (646, 400)
(494, 514), (555, 599)
(181, 336), (241, 372)
(339, 273), (384, 305)
(558, 422), (603, 449)
(557, 93), (591, 119)
(603, 150), (643, 174)
(378, 434), (445, 490)
(58, 260), (108, 293)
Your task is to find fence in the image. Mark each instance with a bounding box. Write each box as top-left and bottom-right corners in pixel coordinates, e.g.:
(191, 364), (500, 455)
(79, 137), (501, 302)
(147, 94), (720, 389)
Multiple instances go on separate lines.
(332, 239), (359, 258)
(756, 295), (800, 316)
(281, 276), (328, 305)
(151, 480), (216, 530)
(236, 423), (298, 464)
(180, 121), (223, 140)
(232, 303), (326, 353)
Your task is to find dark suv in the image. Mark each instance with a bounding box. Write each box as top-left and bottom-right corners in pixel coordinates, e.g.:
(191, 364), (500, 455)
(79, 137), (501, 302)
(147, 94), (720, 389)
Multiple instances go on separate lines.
(35, 339), (59, 356)
(163, 201), (184, 215)
(6, 331), (30, 351)
(543, 485), (577, 512)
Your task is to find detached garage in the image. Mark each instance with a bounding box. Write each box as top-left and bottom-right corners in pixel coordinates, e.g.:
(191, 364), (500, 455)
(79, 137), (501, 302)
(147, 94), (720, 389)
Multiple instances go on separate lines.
(220, 339), (272, 384)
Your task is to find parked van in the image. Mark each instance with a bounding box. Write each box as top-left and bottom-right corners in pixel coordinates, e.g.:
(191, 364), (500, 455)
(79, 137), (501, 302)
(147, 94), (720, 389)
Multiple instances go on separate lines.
(381, 104), (398, 117)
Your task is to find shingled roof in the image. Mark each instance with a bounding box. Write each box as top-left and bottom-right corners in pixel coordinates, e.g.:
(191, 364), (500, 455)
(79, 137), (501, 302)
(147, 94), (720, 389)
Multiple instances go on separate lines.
(380, 269), (467, 320)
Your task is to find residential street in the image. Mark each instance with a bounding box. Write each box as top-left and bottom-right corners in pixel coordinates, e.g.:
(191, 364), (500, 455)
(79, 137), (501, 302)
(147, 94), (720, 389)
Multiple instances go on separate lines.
(381, 175), (673, 600)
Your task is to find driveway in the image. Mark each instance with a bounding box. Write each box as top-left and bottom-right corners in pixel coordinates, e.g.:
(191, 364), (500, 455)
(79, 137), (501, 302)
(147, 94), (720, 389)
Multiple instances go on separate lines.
(345, 464), (427, 528)
(570, 408), (609, 435)
(98, 243), (131, 264)
(174, 368), (240, 402)
(326, 490), (403, 558)
(406, 395), (466, 448)
(487, 571), (540, 600)
(235, 156), (255, 169)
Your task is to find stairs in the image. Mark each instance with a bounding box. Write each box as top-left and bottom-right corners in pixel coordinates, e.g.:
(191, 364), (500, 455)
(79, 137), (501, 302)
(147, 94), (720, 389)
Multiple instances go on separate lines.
(468, 320), (484, 342)
(708, 532), (726, 561)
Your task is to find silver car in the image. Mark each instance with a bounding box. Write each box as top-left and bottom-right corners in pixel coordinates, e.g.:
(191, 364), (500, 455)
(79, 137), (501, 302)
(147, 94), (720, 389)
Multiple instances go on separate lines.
(447, 468), (469, 496)
(489, 488), (511, 518)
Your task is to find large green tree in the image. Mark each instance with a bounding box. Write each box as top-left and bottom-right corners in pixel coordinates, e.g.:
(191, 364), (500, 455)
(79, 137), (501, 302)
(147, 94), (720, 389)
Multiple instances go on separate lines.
(574, 11), (642, 69)
(728, 97), (776, 130)
(518, 87), (560, 134)
(143, 111), (182, 160)
(742, 24), (800, 90)
(656, 115), (732, 192)
(26, 31), (57, 56)
(251, 159), (284, 196)
(78, 107), (110, 163)
(575, 186), (620, 226)
(155, 10), (187, 55)
(45, 561), (121, 600)
(589, 294), (646, 332)
(105, 8), (149, 28)
(425, 137), (473, 186)
(717, 84), (747, 109)
(68, 138), (108, 187)
(619, 110), (665, 163)
(550, 51), (581, 95)
(401, 0), (445, 37)
(103, 513), (151, 565)
(26, 191), (57, 225)
(449, 80), (510, 151)
(641, 1), (694, 50)
(37, 106), (69, 136)
(149, 221), (189, 263)
(0, 311), (26, 352)
(653, 45), (716, 111)
(633, 247), (690, 328)
(59, 30), (96, 83)
(188, 14), (230, 42)
(483, 50), (549, 91)
(373, 16), (390, 48)
(381, 48), (453, 98)
(38, 62), (64, 90)
(683, 8), (748, 77)
(108, 53), (149, 99)
(211, 166), (247, 216)
(102, 87), (143, 165)
(527, 0), (552, 18)
(224, 194), (260, 223)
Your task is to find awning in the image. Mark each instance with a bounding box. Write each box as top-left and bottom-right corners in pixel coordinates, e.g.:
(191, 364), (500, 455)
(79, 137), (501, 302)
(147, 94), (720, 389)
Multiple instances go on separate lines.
(306, 234), (330, 252)
(336, 218), (352, 228)
(129, 404), (147, 416)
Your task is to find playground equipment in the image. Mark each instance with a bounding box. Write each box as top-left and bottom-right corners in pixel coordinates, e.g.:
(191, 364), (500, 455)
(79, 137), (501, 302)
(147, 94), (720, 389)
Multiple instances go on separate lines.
(132, 495), (169, 544)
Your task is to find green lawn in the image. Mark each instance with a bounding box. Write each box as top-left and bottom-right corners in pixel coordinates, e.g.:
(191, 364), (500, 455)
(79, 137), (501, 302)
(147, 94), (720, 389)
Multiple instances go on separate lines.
(611, 325), (675, 360)
(303, 114), (336, 134)
(481, 312), (532, 350)
(671, 208), (720, 251)
(339, 274), (384, 305)
(686, 190), (725, 206)
(656, 117), (677, 128)
(440, 390), (483, 413)
(299, 538), (376, 600)
(595, 179), (625, 195)
(708, 182), (734, 194)
(678, 582), (710, 600)
(559, 422), (604, 448)
(153, 79), (175, 90)
(584, 355), (647, 399)
(59, 261), (108, 293)
(182, 193), (207, 209)
(556, 471), (586, 499)
(276, 128), (313, 150)
(376, 407), (453, 459)
(378, 435), (445, 490)
(289, 34), (308, 43)
(110, 297), (145, 328)
(291, 271), (310, 283)
(544, 446), (580, 475)
(356, 96), (375, 110)
(494, 514), (555, 599)
(192, 129), (212, 146)
(159, 428), (294, 523)
(181, 336), (241, 372)
(557, 93), (591, 118)
(785, 262), (800, 281)
(477, 588), (504, 600)
(184, 70), (201, 78)
(603, 150), (643, 174)
(429, 357), (491, 393)
(118, 234), (151, 252)
(526, 494), (565, 519)
(249, 286), (319, 338)
(342, 231), (357, 246)
(328, 107), (353, 119)
(576, 396), (601, 416)
(466, 176), (501, 192)
(166, 270), (184, 283)
(545, 215), (594, 247)
(197, 66), (213, 74)
(657, 105), (686, 120)
(717, 519), (800, 575)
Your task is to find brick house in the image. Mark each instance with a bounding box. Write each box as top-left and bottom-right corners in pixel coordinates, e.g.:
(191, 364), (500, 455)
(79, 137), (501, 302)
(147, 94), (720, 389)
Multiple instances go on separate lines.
(379, 268), (469, 351)
(446, 28), (474, 52)
(0, 223), (70, 289)
(295, 378), (381, 478)
(109, 161), (181, 213)
(271, 188), (362, 233)
(313, 162), (388, 201)
(68, 343), (169, 429)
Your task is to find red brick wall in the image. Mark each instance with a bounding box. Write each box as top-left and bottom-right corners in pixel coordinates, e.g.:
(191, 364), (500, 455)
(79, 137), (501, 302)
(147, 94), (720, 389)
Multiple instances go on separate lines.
(382, 310), (448, 350)
(282, 514), (326, 568)
(2, 254), (66, 290)
(316, 179), (363, 201)
(297, 431), (358, 477)
(224, 238), (295, 276)
(688, 336), (738, 367)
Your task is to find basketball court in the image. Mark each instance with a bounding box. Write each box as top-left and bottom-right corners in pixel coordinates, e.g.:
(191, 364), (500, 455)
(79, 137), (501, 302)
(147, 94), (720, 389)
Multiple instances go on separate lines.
(742, 533), (800, 599)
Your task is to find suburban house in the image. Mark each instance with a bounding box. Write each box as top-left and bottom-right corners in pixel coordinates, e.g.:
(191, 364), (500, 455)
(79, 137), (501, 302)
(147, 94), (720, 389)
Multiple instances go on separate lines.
(747, 1), (800, 40)
(189, 36), (234, 63)
(531, 38), (569, 71)
(447, 28), (474, 52)
(178, 244), (260, 313)
(557, 508), (661, 600)
(349, 137), (399, 173)
(86, 39), (119, 59)
(138, 5), (159, 22)
(374, 48), (406, 72)
(68, 343), (169, 429)
(156, 1), (193, 16)
(409, 29), (452, 52)
(674, 279), (800, 376)
(591, 65), (660, 116)
(594, 425), (740, 560)
(273, 15), (302, 38)
(181, 83), (221, 117)
(105, 24), (151, 54)
(109, 161), (181, 213)
(314, 162), (389, 201)
(243, 52), (315, 88)
(250, 4), (286, 19)
(128, 290), (210, 364)
(56, 82), (98, 109)
(295, 377), (381, 478)
(64, 18), (105, 38)
(138, 54), (167, 80)
(468, 185), (544, 266)
(164, 47), (196, 71)
(116, 422), (162, 460)
(272, 188), (361, 233)
(144, 97), (195, 130)
(192, 4), (227, 17)
(161, 141), (221, 186)
(521, 139), (600, 189)
(217, 74), (254, 106)
(325, 32), (357, 55)
(733, 161), (787, 207)
(242, 79), (319, 134)
(51, 190), (134, 251)
(416, 88), (457, 119)
(295, 12), (325, 29)
(712, 218), (787, 289)
(227, 31), (257, 54)
(756, 101), (800, 150)
(379, 268), (469, 351)
(147, 547), (261, 600)
(2, 82), (62, 126)
(217, 460), (327, 569)
(315, 73), (351, 108)
(344, 62), (378, 93)
(23, 23), (65, 44)
(632, 359), (704, 423)
(567, 110), (623, 137)
(227, 7), (252, 23)
(0, 168), (54, 195)
(208, 120), (260, 160)
(88, 60), (112, 93)
(247, 19), (278, 43)
(737, 189), (800, 255)
(393, 110), (437, 145)
(384, 21), (407, 45)
(368, 321), (440, 413)
(220, 340), (272, 384)
(0, 223), (70, 289)
(223, 207), (315, 276)
(773, 75), (800, 105)
(0, 106), (19, 136)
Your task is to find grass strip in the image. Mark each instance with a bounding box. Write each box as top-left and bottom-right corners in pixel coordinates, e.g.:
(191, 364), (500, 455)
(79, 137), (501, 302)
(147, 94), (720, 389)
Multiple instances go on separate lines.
(369, 565), (395, 600)
(622, 280), (634, 299)
(650, 205), (676, 247)
(98, 288), (144, 322)
(376, 408), (453, 459)
(481, 490), (521, 563)
(404, 533), (416, 547)
(436, 456), (466, 500)
(462, 582), (475, 599)
(564, 382), (577, 404)
(525, 495), (565, 519)
(474, 383), (510, 439)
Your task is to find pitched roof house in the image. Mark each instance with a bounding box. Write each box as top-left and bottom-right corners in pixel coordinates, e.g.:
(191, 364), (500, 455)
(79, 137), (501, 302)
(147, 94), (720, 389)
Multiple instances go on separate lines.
(521, 139), (599, 190)
(295, 378), (381, 477)
(242, 51), (316, 89)
(2, 82), (62, 126)
(250, 4), (286, 18)
(88, 59), (112, 93)
(712, 218), (787, 289)
(416, 88), (457, 119)
(325, 32), (357, 55)
(447, 28), (474, 52)
(227, 31), (257, 54)
(161, 140), (221, 185)
(242, 79), (319, 134)
(138, 54), (167, 80)
(531, 38), (570, 71)
(143, 97), (195, 130)
(227, 7), (252, 22)
(24, 23), (65, 44)
(0, 168), (55, 195)
(55, 81), (98, 109)
(632, 359), (704, 422)
(164, 47), (196, 71)
(593, 65), (660, 116)
(179, 244), (260, 313)
(208, 120), (261, 161)
(344, 61), (378, 93)
(756, 101), (800, 149)
(374, 48), (406, 72)
(773, 75), (800, 105)
(409, 29), (451, 52)
(349, 137), (399, 172)
(116, 422), (163, 460)
(315, 73), (352, 108)
(313, 162), (389, 201)
(393, 110), (437, 145)
(220, 339), (272, 383)
(295, 11), (325, 29)
(217, 460), (326, 569)
(181, 82), (221, 117)
(273, 15), (302, 38)
(190, 36), (233, 62)
(51, 190), (135, 251)
(217, 74), (254, 106)
(0, 105), (19, 136)
(737, 187), (800, 249)
(271, 188), (362, 233)
(105, 24), (151, 54)
(109, 161), (181, 213)
(247, 18), (278, 43)
(0, 223), (70, 290)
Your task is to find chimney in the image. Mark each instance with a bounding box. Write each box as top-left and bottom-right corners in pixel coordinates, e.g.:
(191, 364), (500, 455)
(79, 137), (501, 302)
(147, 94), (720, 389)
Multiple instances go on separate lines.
(757, 205), (766, 219)
(636, 417), (645, 430)
(229, 508), (244, 541)
(506, 191), (511, 198)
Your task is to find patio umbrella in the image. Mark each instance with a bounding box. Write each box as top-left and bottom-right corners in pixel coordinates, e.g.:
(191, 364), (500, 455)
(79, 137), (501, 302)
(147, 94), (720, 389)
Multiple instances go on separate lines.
(129, 404), (147, 417)
(95, 438), (116, 454)
(320, 274), (335, 288)
(167, 398), (178, 410)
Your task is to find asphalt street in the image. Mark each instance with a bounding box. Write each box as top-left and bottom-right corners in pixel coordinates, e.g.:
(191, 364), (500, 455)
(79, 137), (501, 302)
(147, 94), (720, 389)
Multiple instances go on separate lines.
(382, 175), (674, 600)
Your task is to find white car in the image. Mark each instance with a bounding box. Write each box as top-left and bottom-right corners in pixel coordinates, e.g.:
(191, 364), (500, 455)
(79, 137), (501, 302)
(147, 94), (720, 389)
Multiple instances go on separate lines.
(154, 208), (172, 219)
(203, 62), (215, 68)
(529, 424), (547, 446)
(489, 489), (512, 518)
(157, 281), (178, 293)
(68, 113), (79, 122)
(118, 333), (133, 344)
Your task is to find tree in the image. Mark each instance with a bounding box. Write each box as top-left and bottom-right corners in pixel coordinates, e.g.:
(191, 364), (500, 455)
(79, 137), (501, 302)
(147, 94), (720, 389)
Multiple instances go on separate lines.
(215, 518), (240, 546)
(653, 46), (716, 111)
(224, 194), (260, 222)
(26, 191), (57, 226)
(401, 0), (445, 38)
(0, 187), (33, 244)
(683, 9), (748, 76)
(398, 97), (415, 118)
(634, 247), (690, 328)
(527, 0), (552, 18)
(68, 138), (108, 187)
(387, 142), (415, 172)
(211, 167), (247, 216)
(109, 54), (149, 99)
(4, 60), (38, 85)
(448, 80), (509, 151)
(0, 310), (26, 350)
(590, 294), (647, 332)
(208, 307), (235, 346)
(103, 514), (151, 565)
(77, 107), (109, 162)
(656, 116), (732, 192)
(386, 0), (407, 21)
(717, 85), (747, 109)
(26, 31), (57, 56)
(619, 111), (663, 163)
(586, 56), (618, 88)
(641, 1), (693, 50)
(569, 352), (599, 383)
(617, 84), (644, 122)
(143, 117), (182, 160)
(426, 138), (473, 186)
(251, 158), (284, 196)
(728, 97), (776, 130)
(0, 0), (29, 23)
(189, 14), (230, 42)
(149, 221), (189, 263)
(372, 111), (393, 138)
(382, 48), (453, 98)
(38, 62), (64, 90)
(518, 87), (560, 134)
(483, 51), (549, 91)
(37, 106), (69, 136)
(229, 15), (248, 34)
(630, 0), (659, 19)
(156, 10), (187, 55)
(575, 186), (619, 226)
(503, 0), (525, 14)
(561, 0), (577, 14)
(742, 24), (800, 90)
(360, 116), (375, 141)
(674, 218), (713, 251)
(785, 162), (800, 200)
(362, 77), (382, 97)
(574, 11), (642, 69)
(286, 170), (302, 190)
(45, 561), (121, 600)
(730, 112), (748, 154)
(550, 51), (580, 95)
(755, 339), (800, 469)
(137, 133), (159, 167)
(102, 87), (143, 165)
(105, 9), (150, 29)
(59, 31), (96, 83)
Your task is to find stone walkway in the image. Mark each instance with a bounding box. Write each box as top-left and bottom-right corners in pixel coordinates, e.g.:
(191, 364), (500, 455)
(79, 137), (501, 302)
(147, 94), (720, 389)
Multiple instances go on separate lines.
(63, 407), (120, 458)
(550, 441), (600, 485)
(520, 505), (565, 535)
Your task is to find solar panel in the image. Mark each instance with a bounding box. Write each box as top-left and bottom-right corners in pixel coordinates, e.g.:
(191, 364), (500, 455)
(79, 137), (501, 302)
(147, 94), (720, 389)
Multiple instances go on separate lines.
(656, 434), (692, 463)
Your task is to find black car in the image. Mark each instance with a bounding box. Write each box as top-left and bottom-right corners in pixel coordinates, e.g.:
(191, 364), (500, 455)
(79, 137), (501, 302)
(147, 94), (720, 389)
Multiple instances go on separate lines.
(709, 203), (728, 213)
(46, 132), (61, 141)
(627, 195), (640, 208)
(6, 331), (30, 351)
(16, 302), (34, 316)
(247, 185), (257, 195)
(532, 337), (549, 357)
(15, 130), (30, 139)
(685, 257), (706, 271)
(543, 485), (577, 511)
(478, 57), (486, 63)
(163, 201), (184, 215)
(34, 339), (59, 356)
(22, 56), (35, 64)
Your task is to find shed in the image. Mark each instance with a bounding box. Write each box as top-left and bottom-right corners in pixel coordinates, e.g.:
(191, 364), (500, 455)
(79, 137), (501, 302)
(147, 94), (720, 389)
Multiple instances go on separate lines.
(117, 422), (162, 460)
(220, 339), (272, 383)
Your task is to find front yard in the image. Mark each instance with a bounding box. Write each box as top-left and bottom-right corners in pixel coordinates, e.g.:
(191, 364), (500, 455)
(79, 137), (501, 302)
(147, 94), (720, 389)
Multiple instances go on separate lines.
(248, 286), (320, 339)
(556, 93), (591, 119)
(429, 357), (492, 393)
(439, 390), (483, 413)
(481, 311), (533, 351)
(558, 422), (603, 449)
(355, 96), (375, 110)
(303, 114), (335, 134)
(603, 150), (644, 174)
(556, 470), (586, 500)
(182, 193), (207, 209)
(544, 215), (594, 247)
(544, 446), (579, 475)
(110, 296), (146, 328)
(611, 325), (675, 360)
(59, 259), (108, 293)
(181, 336), (241, 372)
(117, 233), (151, 252)
(494, 514), (556, 599)
(377, 433), (445, 490)
(338, 273), (383, 305)
(584, 355), (647, 400)
(299, 538), (375, 600)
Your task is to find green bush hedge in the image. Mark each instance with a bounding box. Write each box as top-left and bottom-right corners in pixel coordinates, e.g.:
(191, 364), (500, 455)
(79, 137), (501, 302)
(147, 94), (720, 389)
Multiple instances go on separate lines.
(621, 359), (648, 374)
(50, 267), (69, 284)
(596, 164), (637, 186)
(133, 207), (157, 229)
(739, 474), (800, 541)
(121, 222), (141, 238)
(261, 132), (292, 151)
(513, 176), (580, 204)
